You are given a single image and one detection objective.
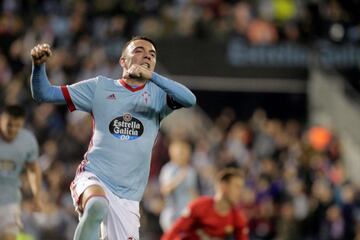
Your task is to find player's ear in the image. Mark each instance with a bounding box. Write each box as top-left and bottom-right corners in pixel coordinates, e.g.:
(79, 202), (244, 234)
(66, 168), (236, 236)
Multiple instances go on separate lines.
(215, 182), (224, 192)
(119, 57), (126, 68)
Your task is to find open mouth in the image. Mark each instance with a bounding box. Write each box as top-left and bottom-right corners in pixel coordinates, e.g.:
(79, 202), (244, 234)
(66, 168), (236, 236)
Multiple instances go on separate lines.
(141, 63), (150, 69)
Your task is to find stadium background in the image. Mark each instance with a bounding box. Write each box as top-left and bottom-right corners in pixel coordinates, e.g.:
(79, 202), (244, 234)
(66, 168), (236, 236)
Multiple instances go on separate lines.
(1, 0), (360, 239)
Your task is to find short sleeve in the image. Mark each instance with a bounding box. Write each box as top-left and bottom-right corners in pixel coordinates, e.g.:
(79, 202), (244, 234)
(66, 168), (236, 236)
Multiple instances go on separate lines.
(235, 210), (249, 240)
(25, 132), (39, 163)
(189, 168), (197, 186)
(159, 164), (175, 185)
(184, 198), (201, 219)
(61, 77), (99, 113)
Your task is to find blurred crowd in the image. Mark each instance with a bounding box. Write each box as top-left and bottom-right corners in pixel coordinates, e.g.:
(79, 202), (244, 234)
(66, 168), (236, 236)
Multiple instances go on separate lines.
(1, 0), (360, 239)
(1, 0), (360, 105)
(144, 107), (359, 240)
(1, 0), (360, 106)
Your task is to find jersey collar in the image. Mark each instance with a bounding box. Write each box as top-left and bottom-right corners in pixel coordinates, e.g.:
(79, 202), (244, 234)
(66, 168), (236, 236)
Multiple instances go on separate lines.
(119, 79), (145, 92)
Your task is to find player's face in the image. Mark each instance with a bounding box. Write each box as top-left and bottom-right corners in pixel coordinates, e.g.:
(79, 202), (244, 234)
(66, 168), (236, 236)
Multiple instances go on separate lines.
(121, 39), (157, 72)
(169, 141), (191, 166)
(224, 176), (244, 206)
(0, 114), (25, 142)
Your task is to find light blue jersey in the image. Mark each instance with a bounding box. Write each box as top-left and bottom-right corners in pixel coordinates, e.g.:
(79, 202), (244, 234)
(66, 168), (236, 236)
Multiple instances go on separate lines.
(63, 76), (174, 201)
(0, 129), (39, 204)
(159, 162), (197, 223)
(159, 163), (197, 210)
(31, 64), (196, 201)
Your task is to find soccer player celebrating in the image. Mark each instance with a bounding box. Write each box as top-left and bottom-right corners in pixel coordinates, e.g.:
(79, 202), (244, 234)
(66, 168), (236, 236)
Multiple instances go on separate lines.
(161, 168), (249, 240)
(30, 36), (196, 240)
(0, 105), (42, 240)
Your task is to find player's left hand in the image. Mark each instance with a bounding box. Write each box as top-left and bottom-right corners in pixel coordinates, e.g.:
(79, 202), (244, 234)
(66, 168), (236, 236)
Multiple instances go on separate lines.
(125, 64), (152, 81)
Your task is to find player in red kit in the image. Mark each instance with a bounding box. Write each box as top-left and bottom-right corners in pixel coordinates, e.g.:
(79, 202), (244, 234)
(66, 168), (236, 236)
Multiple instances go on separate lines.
(161, 168), (249, 240)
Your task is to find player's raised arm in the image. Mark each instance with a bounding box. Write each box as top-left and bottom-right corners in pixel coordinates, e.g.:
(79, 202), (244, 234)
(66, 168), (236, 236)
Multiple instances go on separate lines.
(151, 72), (196, 109)
(126, 63), (196, 109)
(30, 43), (65, 103)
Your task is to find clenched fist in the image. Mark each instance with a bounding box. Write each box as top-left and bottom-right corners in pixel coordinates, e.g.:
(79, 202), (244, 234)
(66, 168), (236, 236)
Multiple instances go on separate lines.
(31, 43), (52, 65)
(124, 64), (152, 81)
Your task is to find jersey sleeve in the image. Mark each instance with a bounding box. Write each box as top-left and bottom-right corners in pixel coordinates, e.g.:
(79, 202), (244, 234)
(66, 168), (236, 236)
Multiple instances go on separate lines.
(189, 168), (198, 187)
(161, 199), (200, 240)
(25, 132), (39, 163)
(159, 164), (173, 186)
(151, 72), (196, 108)
(234, 210), (249, 240)
(61, 77), (99, 113)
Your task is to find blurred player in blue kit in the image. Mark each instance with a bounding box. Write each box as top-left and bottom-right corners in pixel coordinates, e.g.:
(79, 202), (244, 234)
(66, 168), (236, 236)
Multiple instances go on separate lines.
(0, 105), (42, 240)
(30, 36), (196, 240)
(159, 139), (198, 231)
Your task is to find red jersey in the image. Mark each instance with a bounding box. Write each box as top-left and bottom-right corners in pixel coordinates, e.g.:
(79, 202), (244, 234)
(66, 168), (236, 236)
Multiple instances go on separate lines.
(161, 196), (249, 240)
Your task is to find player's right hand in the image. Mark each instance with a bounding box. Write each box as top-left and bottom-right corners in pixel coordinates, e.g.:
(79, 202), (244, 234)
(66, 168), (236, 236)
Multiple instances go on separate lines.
(31, 43), (52, 65)
(126, 64), (152, 81)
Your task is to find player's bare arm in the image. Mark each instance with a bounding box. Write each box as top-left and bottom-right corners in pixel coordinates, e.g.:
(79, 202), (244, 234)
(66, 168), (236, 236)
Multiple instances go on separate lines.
(160, 168), (189, 196)
(31, 43), (52, 65)
(25, 161), (43, 211)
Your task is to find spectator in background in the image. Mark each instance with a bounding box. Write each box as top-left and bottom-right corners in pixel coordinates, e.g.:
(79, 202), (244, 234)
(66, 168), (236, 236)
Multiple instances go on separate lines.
(159, 139), (198, 231)
(247, 18), (278, 45)
(0, 105), (42, 240)
(319, 204), (345, 240)
(276, 200), (301, 240)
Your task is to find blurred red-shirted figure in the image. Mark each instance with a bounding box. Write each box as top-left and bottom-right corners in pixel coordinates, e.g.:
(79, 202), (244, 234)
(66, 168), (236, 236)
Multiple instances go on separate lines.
(161, 168), (249, 240)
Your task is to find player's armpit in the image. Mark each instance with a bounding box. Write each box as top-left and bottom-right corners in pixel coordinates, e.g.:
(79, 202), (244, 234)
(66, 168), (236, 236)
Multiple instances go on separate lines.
(167, 95), (183, 110)
(151, 72), (196, 108)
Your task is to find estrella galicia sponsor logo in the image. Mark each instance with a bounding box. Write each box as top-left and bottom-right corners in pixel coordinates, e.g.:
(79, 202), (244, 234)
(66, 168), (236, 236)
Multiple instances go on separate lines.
(109, 113), (144, 140)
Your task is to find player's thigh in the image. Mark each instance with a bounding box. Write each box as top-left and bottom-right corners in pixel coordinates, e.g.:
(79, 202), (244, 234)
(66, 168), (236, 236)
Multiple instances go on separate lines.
(101, 196), (140, 240)
(80, 184), (107, 210)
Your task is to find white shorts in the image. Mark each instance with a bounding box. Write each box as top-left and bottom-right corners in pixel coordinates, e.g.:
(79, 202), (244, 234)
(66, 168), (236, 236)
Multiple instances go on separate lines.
(70, 171), (140, 240)
(0, 203), (21, 235)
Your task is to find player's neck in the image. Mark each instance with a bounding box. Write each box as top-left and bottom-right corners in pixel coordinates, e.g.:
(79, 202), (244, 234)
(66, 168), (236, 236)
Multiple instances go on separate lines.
(122, 77), (146, 87)
(214, 194), (232, 215)
(0, 128), (13, 142)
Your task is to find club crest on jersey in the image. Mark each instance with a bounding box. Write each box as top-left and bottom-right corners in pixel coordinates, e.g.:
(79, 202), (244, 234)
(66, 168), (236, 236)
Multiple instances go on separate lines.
(141, 91), (150, 104)
(109, 113), (144, 141)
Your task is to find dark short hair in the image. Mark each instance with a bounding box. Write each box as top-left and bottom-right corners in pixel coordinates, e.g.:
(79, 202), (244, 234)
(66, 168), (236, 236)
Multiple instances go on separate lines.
(216, 168), (244, 183)
(121, 36), (157, 57)
(2, 105), (26, 118)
